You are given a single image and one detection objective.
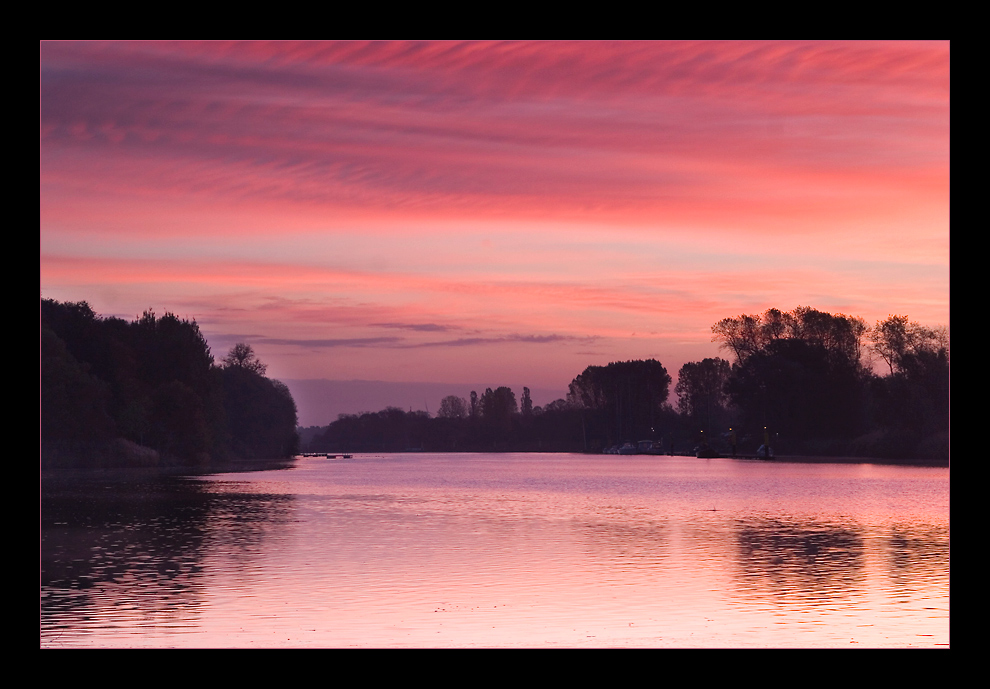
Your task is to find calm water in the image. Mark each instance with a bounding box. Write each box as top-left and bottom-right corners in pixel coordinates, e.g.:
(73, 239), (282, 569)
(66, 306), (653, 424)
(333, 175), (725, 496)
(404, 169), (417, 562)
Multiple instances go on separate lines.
(40, 454), (949, 648)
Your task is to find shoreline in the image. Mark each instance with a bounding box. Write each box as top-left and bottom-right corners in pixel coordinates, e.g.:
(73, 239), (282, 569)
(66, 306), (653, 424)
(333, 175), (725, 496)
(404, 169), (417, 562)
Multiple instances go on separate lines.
(295, 451), (949, 468)
(729, 453), (948, 468)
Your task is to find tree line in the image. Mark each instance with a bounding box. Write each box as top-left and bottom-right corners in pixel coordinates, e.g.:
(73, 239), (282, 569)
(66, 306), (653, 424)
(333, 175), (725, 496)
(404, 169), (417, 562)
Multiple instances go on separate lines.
(42, 297), (946, 464)
(41, 298), (299, 468)
(706, 306), (948, 459)
(308, 359), (680, 454)
(307, 306), (948, 460)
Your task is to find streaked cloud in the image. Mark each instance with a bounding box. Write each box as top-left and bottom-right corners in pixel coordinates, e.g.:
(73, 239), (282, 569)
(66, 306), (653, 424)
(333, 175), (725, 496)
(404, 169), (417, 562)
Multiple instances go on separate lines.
(371, 322), (454, 332)
(401, 334), (593, 348)
(258, 337), (403, 348)
(40, 41), (949, 406)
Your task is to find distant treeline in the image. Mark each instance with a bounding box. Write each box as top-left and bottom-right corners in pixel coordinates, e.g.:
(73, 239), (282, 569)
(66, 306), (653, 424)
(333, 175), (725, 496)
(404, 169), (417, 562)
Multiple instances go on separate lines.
(42, 297), (947, 465)
(305, 359), (673, 454)
(306, 307), (948, 460)
(41, 298), (299, 469)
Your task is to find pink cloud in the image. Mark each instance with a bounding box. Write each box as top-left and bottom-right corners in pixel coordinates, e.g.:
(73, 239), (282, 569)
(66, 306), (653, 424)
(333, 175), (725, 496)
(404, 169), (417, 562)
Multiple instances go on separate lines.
(41, 41), (947, 230)
(40, 42), (949, 398)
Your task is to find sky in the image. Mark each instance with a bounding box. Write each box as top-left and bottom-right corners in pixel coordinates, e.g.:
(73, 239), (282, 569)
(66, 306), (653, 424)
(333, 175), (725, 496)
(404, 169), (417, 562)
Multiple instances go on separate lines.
(40, 41), (950, 423)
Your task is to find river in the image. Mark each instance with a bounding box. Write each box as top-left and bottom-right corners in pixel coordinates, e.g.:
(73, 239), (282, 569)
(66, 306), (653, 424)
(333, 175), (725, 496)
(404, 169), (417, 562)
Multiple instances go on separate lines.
(40, 453), (949, 647)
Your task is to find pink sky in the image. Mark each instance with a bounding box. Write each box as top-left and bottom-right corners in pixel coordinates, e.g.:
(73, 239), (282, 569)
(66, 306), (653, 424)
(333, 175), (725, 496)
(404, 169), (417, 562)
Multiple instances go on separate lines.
(40, 41), (949, 419)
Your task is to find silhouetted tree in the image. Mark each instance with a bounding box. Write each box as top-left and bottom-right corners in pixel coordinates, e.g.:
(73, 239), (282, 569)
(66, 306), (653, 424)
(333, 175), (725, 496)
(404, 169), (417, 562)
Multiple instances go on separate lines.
(868, 315), (949, 375)
(480, 387), (517, 444)
(713, 306), (867, 367)
(710, 306), (949, 459)
(148, 380), (211, 463)
(521, 387), (533, 416)
(220, 365), (298, 459)
(222, 342), (267, 375)
(40, 298), (300, 467)
(132, 310), (215, 395)
(866, 339), (949, 459)
(568, 360), (671, 446)
(438, 395), (468, 419)
(40, 323), (115, 444)
(676, 358), (732, 433)
(542, 398), (574, 413)
(725, 338), (866, 451)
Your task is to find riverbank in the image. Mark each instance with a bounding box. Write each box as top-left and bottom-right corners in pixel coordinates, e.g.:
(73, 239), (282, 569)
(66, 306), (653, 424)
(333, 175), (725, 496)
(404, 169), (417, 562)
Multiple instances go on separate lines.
(40, 436), (300, 474)
(731, 453), (948, 467)
(630, 449), (948, 467)
(40, 454), (296, 483)
(595, 452), (949, 467)
(297, 450), (948, 468)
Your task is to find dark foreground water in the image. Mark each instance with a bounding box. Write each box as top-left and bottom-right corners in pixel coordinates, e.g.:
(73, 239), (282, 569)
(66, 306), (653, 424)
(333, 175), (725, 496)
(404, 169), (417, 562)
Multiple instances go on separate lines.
(40, 453), (949, 647)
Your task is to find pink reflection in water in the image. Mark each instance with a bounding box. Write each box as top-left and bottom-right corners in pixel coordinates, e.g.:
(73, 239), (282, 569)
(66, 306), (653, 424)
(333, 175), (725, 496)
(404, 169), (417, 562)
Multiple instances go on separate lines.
(41, 455), (948, 647)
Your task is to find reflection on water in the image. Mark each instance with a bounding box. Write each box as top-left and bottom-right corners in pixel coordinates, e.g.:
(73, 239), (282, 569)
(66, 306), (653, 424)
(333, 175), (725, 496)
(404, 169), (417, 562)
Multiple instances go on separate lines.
(735, 520), (866, 599)
(40, 455), (948, 647)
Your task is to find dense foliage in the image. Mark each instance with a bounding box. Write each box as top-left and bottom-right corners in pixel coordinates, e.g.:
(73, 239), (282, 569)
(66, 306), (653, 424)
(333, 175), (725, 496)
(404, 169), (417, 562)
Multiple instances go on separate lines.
(708, 306), (948, 459)
(43, 297), (946, 464)
(309, 307), (948, 461)
(41, 298), (298, 468)
(567, 360), (672, 447)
